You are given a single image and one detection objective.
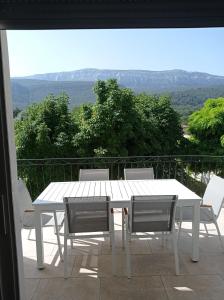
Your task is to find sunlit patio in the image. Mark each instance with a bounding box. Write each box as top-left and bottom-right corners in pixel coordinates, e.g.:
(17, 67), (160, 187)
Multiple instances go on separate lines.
(23, 208), (224, 300)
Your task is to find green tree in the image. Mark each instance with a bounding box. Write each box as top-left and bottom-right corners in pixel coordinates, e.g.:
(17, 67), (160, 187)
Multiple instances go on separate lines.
(135, 93), (183, 155)
(73, 80), (182, 157)
(188, 97), (224, 154)
(73, 79), (140, 156)
(15, 93), (77, 158)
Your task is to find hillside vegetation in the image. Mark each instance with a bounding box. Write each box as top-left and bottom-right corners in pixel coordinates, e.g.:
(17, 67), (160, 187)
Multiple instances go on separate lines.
(15, 80), (224, 198)
(12, 69), (224, 119)
(15, 79), (182, 159)
(24, 68), (224, 91)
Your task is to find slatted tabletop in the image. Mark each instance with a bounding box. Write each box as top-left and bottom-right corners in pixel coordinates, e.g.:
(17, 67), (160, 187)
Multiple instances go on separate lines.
(33, 179), (201, 207)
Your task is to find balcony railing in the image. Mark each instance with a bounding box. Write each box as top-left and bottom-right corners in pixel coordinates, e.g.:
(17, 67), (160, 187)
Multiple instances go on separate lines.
(17, 155), (224, 199)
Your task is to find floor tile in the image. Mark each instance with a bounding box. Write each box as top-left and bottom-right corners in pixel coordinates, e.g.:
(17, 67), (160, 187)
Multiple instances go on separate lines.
(24, 278), (39, 300)
(21, 208), (224, 299)
(32, 277), (99, 300)
(100, 276), (167, 300)
(181, 254), (224, 275)
(101, 230), (151, 255)
(24, 255), (75, 279)
(130, 254), (185, 276)
(162, 274), (224, 300)
(71, 254), (126, 277)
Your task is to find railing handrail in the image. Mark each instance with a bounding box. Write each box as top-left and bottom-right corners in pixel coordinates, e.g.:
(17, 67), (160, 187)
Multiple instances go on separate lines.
(17, 155), (224, 162)
(17, 154), (224, 199)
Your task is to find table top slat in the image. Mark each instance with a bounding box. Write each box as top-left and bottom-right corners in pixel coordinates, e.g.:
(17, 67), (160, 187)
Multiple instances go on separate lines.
(33, 179), (201, 206)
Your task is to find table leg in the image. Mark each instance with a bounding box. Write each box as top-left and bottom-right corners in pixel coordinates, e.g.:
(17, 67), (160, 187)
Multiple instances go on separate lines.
(192, 202), (200, 261)
(122, 209), (125, 248)
(34, 208), (44, 269)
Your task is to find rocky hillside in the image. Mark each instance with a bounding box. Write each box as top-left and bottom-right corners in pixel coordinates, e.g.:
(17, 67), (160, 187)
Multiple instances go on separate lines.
(12, 69), (224, 113)
(23, 68), (224, 92)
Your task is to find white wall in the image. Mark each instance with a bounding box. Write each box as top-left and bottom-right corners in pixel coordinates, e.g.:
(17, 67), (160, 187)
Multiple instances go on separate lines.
(0, 30), (25, 300)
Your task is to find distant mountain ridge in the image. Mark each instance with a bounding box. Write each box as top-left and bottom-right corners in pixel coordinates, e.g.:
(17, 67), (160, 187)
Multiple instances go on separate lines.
(22, 68), (224, 92)
(12, 69), (224, 114)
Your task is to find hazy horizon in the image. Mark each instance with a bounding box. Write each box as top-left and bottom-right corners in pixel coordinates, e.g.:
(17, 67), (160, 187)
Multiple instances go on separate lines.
(12, 67), (224, 79)
(7, 28), (224, 77)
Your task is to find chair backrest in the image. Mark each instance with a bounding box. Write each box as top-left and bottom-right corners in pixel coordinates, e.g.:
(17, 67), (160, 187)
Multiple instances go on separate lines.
(203, 174), (224, 217)
(124, 168), (154, 180)
(17, 178), (33, 221)
(130, 195), (177, 233)
(79, 169), (109, 181)
(64, 196), (110, 234)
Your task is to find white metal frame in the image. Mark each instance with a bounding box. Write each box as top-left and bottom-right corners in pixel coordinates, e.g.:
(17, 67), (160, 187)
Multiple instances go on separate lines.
(123, 167), (155, 247)
(178, 175), (224, 250)
(179, 203), (224, 250)
(209, 205), (224, 250)
(33, 179), (201, 269)
(63, 196), (116, 278)
(124, 195), (180, 277)
(18, 178), (64, 261)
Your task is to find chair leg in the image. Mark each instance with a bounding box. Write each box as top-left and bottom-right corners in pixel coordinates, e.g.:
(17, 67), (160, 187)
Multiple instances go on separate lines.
(53, 211), (63, 261)
(110, 212), (116, 276)
(214, 220), (224, 251)
(177, 221), (182, 241)
(125, 215), (131, 278)
(162, 232), (165, 247)
(177, 208), (183, 241)
(64, 234), (68, 279)
(204, 223), (209, 236)
(172, 231), (180, 275)
(28, 228), (33, 240)
(109, 229), (112, 248)
(70, 239), (75, 249)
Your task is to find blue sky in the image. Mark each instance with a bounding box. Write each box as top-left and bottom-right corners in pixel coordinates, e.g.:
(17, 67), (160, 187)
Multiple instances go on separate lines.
(7, 28), (224, 77)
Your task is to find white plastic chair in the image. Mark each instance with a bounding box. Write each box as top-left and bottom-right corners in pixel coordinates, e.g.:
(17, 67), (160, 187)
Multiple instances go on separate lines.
(124, 195), (179, 277)
(79, 169), (109, 181)
(124, 167), (154, 180)
(17, 178), (64, 260)
(63, 196), (116, 278)
(177, 175), (224, 250)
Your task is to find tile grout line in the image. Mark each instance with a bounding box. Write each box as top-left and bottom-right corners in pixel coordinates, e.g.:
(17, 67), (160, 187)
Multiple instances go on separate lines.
(30, 278), (41, 300)
(160, 276), (170, 300)
(99, 276), (102, 300)
(70, 253), (77, 277)
(146, 239), (153, 254)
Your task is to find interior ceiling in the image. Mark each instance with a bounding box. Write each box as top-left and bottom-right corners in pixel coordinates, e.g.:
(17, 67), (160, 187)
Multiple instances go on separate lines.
(0, 0), (224, 29)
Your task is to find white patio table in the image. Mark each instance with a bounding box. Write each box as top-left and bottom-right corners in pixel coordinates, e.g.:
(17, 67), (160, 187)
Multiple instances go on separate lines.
(33, 179), (201, 269)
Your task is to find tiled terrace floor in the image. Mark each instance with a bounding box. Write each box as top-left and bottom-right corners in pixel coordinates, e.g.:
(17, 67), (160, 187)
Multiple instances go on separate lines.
(23, 209), (224, 300)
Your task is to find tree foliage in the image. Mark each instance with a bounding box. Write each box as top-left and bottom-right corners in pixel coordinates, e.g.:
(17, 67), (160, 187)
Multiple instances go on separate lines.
(15, 93), (77, 158)
(188, 97), (224, 154)
(135, 93), (183, 155)
(72, 80), (182, 157)
(73, 79), (141, 156)
(15, 79), (183, 159)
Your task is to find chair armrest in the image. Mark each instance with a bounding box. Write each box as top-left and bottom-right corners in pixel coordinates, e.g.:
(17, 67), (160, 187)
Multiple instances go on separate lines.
(124, 208), (128, 215)
(24, 209), (35, 212)
(200, 204), (212, 208)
